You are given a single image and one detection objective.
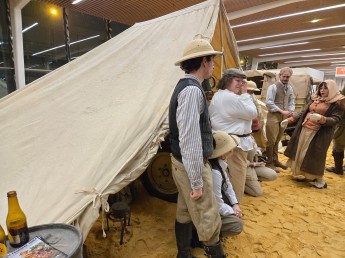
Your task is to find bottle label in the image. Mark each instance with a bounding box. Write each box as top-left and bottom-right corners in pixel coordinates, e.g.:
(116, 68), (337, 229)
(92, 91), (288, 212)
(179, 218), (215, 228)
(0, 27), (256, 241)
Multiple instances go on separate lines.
(8, 225), (29, 246)
(0, 243), (7, 257)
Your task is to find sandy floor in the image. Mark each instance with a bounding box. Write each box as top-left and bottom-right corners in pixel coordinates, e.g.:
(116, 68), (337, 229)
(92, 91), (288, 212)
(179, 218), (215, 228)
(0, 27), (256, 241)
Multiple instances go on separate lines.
(84, 147), (345, 258)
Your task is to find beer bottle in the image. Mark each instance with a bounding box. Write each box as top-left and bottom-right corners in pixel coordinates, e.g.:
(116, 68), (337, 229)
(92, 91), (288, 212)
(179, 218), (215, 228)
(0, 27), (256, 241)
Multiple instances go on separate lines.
(6, 191), (29, 248)
(0, 224), (7, 258)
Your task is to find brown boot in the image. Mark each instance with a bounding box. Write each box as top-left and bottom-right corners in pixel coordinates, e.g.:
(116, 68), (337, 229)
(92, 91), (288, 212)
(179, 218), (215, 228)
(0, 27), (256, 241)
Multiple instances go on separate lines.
(273, 160), (288, 170)
(333, 151), (344, 175)
(266, 146), (277, 172)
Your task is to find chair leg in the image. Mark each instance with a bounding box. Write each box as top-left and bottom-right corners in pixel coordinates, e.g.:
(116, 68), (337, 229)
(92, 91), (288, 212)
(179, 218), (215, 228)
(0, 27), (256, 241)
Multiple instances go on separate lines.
(120, 220), (125, 245)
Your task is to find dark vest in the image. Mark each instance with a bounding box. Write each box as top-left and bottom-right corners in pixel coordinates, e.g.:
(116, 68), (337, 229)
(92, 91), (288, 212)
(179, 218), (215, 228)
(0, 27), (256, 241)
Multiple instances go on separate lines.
(169, 77), (213, 160)
(274, 81), (292, 111)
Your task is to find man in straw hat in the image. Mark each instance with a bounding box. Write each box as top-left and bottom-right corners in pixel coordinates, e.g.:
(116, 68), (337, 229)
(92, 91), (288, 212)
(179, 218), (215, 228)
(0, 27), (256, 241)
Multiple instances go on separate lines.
(169, 36), (225, 257)
(265, 67), (295, 171)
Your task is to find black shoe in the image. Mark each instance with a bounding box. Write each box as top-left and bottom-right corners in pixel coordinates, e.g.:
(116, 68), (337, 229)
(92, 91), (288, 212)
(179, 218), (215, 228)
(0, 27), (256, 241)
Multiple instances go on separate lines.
(295, 178), (316, 182)
(311, 182), (327, 189)
(326, 167), (336, 172)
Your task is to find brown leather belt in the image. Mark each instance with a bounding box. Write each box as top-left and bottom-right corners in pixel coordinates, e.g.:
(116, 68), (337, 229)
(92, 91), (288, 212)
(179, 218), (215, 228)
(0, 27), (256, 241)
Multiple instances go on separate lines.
(232, 133), (251, 137)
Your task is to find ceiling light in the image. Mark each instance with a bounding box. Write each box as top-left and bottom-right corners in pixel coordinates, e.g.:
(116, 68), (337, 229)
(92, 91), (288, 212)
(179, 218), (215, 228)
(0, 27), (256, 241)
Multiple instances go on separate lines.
(237, 24), (345, 43)
(332, 60), (345, 63)
(49, 8), (58, 16)
(232, 4), (345, 28)
(22, 22), (38, 33)
(258, 49), (320, 57)
(32, 35), (100, 56)
(260, 42), (309, 49)
(72, 0), (85, 4)
(285, 57), (345, 63)
(301, 52), (345, 58)
(310, 19), (320, 23)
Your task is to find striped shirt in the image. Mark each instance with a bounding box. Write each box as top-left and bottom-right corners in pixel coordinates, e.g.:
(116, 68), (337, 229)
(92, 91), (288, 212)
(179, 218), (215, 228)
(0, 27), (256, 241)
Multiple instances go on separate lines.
(176, 74), (205, 190)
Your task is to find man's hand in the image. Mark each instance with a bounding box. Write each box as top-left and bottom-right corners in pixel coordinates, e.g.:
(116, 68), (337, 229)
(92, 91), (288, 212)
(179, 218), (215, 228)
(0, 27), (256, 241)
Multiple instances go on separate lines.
(281, 110), (293, 117)
(190, 188), (202, 200)
(280, 119), (289, 128)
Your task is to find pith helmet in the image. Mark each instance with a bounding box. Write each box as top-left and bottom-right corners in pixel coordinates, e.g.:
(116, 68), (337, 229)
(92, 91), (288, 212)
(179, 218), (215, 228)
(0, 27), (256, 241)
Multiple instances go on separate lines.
(209, 131), (239, 159)
(247, 80), (260, 92)
(175, 38), (222, 66)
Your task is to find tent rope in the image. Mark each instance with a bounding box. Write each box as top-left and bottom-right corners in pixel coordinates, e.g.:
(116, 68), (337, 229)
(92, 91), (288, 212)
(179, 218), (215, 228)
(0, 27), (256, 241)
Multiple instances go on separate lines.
(76, 188), (110, 238)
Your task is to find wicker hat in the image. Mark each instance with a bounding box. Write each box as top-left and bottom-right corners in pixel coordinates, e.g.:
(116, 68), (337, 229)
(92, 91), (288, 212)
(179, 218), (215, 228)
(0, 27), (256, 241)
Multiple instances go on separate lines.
(209, 131), (239, 159)
(175, 38), (222, 66)
(247, 80), (260, 92)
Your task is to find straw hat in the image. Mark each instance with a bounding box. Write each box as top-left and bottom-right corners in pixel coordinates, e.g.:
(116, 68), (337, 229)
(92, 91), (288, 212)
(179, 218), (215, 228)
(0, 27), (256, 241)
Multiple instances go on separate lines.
(175, 38), (222, 66)
(209, 131), (240, 159)
(247, 80), (260, 92)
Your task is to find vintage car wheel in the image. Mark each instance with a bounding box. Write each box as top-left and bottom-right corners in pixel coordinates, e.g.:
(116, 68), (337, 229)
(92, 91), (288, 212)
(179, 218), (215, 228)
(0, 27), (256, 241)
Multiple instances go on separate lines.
(141, 149), (178, 203)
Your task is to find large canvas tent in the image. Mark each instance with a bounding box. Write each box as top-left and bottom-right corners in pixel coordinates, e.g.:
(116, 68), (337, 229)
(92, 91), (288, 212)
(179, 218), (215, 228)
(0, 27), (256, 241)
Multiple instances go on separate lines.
(0, 0), (239, 240)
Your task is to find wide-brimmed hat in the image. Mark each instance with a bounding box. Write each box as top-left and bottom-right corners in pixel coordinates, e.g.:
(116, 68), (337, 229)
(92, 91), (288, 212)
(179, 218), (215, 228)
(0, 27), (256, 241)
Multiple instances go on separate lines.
(247, 80), (260, 92)
(209, 131), (239, 159)
(175, 38), (222, 66)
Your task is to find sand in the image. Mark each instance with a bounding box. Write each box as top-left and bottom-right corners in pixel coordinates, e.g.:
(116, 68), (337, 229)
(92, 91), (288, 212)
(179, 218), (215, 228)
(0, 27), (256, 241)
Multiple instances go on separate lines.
(84, 147), (345, 258)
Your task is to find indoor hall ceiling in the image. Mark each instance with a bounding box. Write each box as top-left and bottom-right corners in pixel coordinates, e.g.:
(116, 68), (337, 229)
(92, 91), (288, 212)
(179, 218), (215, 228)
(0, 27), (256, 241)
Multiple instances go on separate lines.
(39, 0), (345, 76)
(225, 0), (345, 76)
(37, 0), (205, 25)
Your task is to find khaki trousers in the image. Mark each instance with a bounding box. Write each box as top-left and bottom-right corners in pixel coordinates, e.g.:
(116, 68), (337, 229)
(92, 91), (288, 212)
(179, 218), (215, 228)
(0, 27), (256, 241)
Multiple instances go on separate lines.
(171, 156), (221, 245)
(227, 147), (248, 203)
(245, 166), (278, 197)
(266, 112), (285, 159)
(221, 214), (243, 237)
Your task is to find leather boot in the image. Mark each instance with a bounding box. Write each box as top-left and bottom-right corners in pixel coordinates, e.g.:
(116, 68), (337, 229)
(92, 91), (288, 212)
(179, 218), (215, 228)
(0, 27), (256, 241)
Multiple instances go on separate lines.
(175, 221), (195, 258)
(273, 149), (288, 169)
(333, 151), (344, 175)
(203, 241), (226, 258)
(265, 146), (277, 172)
(191, 226), (203, 249)
(273, 159), (288, 170)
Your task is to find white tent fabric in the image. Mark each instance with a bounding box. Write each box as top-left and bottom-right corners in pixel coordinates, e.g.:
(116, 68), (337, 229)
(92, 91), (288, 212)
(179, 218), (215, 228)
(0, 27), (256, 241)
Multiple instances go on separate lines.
(0, 0), (239, 240)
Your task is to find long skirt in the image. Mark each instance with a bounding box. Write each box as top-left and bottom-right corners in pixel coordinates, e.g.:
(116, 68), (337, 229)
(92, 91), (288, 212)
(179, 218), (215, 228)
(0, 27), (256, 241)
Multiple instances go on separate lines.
(287, 127), (323, 180)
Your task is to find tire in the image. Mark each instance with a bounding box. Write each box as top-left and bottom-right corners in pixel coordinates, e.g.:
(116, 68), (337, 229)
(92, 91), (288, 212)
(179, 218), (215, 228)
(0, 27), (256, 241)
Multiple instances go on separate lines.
(141, 141), (178, 203)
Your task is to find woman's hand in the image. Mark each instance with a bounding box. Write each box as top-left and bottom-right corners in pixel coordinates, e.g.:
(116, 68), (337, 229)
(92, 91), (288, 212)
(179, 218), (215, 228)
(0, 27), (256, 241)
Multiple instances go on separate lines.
(233, 204), (243, 218)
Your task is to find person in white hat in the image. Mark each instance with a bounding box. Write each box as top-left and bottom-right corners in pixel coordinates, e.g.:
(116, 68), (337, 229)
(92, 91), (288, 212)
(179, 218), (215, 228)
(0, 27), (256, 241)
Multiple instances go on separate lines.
(169, 37), (225, 257)
(208, 131), (243, 237)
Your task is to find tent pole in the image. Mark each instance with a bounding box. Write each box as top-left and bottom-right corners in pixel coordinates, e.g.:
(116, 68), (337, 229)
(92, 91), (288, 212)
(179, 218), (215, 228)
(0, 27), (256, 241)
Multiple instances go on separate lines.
(218, 0), (224, 77)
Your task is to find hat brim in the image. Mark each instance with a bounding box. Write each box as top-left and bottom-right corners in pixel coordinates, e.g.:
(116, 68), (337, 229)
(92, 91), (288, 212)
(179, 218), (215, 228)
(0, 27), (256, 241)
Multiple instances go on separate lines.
(209, 141), (237, 159)
(247, 87), (261, 92)
(175, 50), (223, 66)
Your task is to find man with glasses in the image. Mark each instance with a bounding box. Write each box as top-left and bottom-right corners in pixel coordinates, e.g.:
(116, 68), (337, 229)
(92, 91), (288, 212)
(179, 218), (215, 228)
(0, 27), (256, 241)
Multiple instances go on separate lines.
(265, 67), (295, 172)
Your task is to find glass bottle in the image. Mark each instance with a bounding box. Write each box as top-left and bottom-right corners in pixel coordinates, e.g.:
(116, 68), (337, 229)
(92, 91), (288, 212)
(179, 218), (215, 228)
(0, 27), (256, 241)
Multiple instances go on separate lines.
(6, 191), (29, 248)
(0, 224), (7, 258)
